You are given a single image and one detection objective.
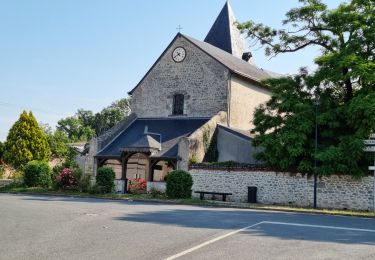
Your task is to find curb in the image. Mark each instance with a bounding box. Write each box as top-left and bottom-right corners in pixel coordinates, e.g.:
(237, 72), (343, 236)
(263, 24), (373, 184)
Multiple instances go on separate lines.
(1, 191), (374, 219)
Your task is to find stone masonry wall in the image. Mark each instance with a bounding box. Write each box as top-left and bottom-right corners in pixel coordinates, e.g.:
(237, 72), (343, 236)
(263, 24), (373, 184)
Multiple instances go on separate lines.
(177, 111), (227, 171)
(130, 35), (229, 118)
(190, 168), (374, 211)
(0, 179), (12, 187)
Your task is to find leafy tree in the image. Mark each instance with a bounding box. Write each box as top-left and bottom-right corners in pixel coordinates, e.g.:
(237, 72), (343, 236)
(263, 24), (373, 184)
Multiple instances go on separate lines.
(56, 116), (95, 142)
(47, 130), (71, 158)
(0, 141), (4, 162)
(76, 109), (95, 128)
(40, 122), (70, 158)
(238, 0), (375, 176)
(94, 98), (131, 136)
(56, 97), (131, 141)
(4, 111), (51, 169)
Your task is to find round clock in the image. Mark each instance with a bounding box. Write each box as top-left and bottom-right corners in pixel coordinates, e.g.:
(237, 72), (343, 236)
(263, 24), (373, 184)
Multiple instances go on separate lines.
(172, 47), (186, 62)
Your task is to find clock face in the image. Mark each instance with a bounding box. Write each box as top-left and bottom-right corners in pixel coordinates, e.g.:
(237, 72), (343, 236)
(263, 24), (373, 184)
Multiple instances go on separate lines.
(172, 47), (186, 63)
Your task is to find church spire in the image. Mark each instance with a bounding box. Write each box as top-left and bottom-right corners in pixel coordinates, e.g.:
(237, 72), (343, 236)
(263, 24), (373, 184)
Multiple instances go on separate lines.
(204, 1), (252, 62)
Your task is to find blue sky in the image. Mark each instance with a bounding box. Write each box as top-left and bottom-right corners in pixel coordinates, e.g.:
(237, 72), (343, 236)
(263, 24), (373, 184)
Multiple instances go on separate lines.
(0, 0), (344, 141)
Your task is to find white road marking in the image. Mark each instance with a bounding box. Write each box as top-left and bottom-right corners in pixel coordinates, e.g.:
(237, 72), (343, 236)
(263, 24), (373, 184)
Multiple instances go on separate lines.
(165, 220), (375, 259)
(164, 221), (265, 260)
(262, 221), (375, 233)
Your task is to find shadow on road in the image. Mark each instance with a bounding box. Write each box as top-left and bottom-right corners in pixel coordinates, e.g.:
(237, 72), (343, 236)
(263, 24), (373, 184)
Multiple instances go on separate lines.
(14, 193), (375, 246)
(115, 208), (375, 246)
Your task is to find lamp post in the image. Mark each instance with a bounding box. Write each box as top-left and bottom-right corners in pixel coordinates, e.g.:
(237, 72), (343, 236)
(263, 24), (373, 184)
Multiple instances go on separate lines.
(313, 99), (320, 209)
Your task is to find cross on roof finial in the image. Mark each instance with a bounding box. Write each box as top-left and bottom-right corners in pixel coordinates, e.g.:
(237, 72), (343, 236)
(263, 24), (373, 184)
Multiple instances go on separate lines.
(176, 25), (183, 33)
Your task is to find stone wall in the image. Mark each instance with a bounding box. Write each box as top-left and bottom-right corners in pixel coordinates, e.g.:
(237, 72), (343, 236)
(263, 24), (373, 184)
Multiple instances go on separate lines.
(177, 111), (227, 171)
(82, 138), (98, 178)
(0, 179), (12, 187)
(189, 168), (374, 211)
(130, 34), (229, 118)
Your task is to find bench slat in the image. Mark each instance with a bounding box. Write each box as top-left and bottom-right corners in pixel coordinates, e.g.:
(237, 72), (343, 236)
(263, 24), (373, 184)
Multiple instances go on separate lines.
(194, 191), (232, 195)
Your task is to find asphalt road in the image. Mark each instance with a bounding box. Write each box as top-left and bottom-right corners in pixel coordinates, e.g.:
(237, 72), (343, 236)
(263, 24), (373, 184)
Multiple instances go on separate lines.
(0, 194), (375, 260)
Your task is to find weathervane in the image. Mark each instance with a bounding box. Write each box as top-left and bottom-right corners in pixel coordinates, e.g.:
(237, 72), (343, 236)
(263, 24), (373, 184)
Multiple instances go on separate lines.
(176, 25), (183, 33)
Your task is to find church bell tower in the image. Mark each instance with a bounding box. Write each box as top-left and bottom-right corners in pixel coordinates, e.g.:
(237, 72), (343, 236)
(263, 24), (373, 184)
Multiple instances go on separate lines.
(204, 1), (254, 64)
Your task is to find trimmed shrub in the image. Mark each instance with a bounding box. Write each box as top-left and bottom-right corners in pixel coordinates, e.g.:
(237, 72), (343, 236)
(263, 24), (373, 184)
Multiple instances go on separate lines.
(23, 161), (52, 188)
(166, 170), (193, 199)
(96, 167), (115, 193)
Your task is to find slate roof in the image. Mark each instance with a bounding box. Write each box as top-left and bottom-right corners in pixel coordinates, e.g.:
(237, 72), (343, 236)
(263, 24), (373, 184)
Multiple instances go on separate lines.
(120, 134), (161, 153)
(96, 118), (209, 159)
(204, 1), (248, 59)
(217, 124), (254, 141)
(204, 1), (233, 55)
(184, 34), (280, 83)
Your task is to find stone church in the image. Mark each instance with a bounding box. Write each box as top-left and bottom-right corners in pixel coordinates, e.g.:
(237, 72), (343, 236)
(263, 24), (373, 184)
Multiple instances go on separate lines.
(82, 2), (278, 193)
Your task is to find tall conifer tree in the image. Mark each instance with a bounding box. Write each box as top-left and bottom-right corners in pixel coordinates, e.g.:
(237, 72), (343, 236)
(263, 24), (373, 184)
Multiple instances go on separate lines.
(4, 111), (51, 168)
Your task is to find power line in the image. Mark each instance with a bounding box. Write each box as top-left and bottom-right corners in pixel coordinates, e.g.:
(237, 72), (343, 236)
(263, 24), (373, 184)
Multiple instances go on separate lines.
(0, 101), (62, 116)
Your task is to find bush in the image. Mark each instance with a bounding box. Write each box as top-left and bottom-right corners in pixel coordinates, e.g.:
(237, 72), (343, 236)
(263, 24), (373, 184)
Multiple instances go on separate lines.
(96, 167), (115, 193)
(79, 175), (91, 193)
(149, 187), (165, 198)
(88, 184), (103, 194)
(23, 161), (52, 188)
(0, 165), (4, 179)
(54, 168), (79, 190)
(166, 170), (193, 199)
(11, 171), (24, 184)
(128, 178), (147, 194)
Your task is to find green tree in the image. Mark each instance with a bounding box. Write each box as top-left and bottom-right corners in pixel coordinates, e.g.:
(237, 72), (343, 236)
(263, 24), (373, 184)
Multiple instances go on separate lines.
(47, 130), (71, 158)
(0, 141), (4, 161)
(40, 123), (70, 158)
(56, 97), (131, 141)
(94, 98), (131, 136)
(238, 0), (375, 176)
(56, 116), (95, 142)
(4, 111), (51, 169)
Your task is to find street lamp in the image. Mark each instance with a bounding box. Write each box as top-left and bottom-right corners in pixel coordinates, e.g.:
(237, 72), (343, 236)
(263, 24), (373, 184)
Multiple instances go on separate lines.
(313, 98), (320, 209)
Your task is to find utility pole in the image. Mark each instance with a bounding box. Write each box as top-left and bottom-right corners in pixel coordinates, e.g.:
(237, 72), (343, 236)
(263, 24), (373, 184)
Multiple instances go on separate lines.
(313, 99), (320, 209)
(364, 134), (375, 212)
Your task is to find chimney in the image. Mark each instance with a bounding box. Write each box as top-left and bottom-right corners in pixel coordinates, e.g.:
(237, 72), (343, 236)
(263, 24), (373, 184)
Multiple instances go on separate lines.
(242, 52), (253, 62)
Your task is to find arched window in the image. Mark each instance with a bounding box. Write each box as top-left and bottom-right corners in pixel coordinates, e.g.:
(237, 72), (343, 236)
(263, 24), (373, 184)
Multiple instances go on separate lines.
(172, 94), (184, 115)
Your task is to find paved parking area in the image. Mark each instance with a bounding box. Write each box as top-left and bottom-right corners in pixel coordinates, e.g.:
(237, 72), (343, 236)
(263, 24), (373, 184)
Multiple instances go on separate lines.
(0, 194), (374, 260)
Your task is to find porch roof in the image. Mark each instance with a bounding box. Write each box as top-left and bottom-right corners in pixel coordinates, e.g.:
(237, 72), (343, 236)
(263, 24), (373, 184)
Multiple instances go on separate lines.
(96, 117), (209, 159)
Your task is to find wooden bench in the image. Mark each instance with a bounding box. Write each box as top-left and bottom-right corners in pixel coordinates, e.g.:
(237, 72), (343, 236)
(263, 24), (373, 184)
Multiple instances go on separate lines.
(194, 191), (232, 201)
